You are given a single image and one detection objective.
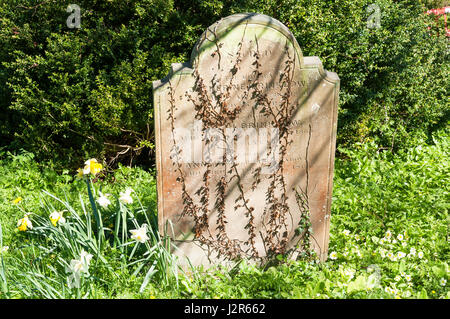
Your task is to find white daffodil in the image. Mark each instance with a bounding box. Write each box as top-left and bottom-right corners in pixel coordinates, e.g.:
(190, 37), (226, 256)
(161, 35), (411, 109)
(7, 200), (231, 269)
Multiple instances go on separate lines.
(67, 266), (82, 288)
(68, 250), (92, 274)
(66, 250), (93, 289)
(80, 250), (93, 267)
(130, 224), (149, 243)
(119, 188), (133, 204)
(49, 211), (66, 226)
(97, 192), (111, 209)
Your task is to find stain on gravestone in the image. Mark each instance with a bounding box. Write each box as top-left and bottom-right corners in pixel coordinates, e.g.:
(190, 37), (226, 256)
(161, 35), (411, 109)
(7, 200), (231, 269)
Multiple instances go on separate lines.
(153, 13), (340, 268)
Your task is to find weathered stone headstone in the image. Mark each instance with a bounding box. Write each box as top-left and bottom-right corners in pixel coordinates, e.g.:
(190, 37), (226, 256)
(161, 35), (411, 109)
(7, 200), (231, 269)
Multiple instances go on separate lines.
(153, 13), (339, 267)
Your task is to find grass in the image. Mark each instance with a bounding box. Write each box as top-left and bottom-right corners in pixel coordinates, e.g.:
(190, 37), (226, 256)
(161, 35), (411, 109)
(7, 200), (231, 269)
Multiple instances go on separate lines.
(0, 127), (448, 299)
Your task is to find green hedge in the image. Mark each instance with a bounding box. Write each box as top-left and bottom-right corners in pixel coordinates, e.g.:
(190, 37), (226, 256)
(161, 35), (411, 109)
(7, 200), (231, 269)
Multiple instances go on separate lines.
(0, 0), (448, 168)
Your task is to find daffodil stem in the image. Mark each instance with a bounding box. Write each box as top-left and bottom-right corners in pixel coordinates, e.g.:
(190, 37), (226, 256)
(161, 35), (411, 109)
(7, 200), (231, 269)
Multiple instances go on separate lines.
(0, 222), (9, 297)
(85, 178), (104, 247)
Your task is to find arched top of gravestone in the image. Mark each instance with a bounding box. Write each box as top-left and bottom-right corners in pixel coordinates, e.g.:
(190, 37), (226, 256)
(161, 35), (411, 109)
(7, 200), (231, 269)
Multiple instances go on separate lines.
(190, 13), (304, 69)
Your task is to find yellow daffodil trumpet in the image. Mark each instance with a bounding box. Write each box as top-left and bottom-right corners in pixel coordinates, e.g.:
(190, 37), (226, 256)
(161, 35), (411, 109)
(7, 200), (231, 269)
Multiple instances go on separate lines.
(12, 197), (23, 204)
(17, 214), (33, 232)
(77, 158), (103, 178)
(49, 211), (66, 226)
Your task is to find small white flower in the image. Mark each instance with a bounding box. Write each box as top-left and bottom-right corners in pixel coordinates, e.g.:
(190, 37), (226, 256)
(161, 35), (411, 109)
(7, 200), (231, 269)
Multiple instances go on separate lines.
(440, 278), (447, 286)
(344, 269), (355, 280)
(392, 239), (397, 244)
(405, 274), (412, 282)
(329, 251), (338, 260)
(397, 251), (406, 259)
(385, 230), (392, 239)
(395, 275), (401, 281)
(130, 224), (149, 243)
(119, 188), (133, 204)
(397, 234), (404, 241)
(97, 192), (111, 208)
(384, 286), (396, 294)
(343, 229), (350, 236)
(355, 234), (361, 241)
(418, 251), (424, 259)
(0, 246), (9, 253)
(387, 251), (397, 261)
(380, 238), (386, 245)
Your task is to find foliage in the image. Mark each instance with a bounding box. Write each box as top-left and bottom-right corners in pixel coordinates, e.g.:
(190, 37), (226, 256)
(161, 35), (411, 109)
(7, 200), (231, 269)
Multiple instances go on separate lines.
(0, 0), (448, 167)
(0, 0), (448, 300)
(0, 153), (179, 298)
(0, 127), (448, 299)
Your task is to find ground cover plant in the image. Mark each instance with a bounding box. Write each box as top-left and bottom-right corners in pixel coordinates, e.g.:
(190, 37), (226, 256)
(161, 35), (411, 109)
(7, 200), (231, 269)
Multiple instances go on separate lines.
(0, 127), (448, 299)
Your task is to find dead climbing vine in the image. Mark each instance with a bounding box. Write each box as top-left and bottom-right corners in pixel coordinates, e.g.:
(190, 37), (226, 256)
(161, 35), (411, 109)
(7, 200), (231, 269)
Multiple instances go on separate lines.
(167, 31), (314, 264)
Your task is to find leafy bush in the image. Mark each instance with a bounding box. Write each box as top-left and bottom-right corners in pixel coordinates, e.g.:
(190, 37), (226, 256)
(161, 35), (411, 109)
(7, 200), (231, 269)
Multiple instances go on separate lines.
(0, 0), (448, 167)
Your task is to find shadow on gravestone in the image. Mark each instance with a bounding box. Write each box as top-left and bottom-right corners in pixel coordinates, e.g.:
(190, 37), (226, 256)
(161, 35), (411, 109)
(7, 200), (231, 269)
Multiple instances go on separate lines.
(153, 13), (340, 269)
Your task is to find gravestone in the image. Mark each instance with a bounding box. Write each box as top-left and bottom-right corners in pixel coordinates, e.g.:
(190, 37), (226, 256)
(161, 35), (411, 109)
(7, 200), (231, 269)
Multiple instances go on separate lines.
(153, 13), (339, 268)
